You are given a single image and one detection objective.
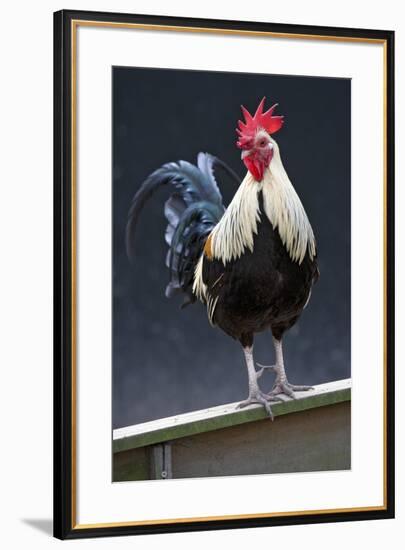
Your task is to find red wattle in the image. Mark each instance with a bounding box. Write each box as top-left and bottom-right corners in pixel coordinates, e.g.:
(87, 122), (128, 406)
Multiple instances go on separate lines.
(243, 156), (264, 182)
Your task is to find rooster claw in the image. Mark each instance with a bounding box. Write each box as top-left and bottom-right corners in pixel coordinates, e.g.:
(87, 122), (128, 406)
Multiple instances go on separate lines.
(268, 381), (314, 399)
(256, 362), (313, 399)
(237, 397), (273, 420)
(237, 390), (284, 420)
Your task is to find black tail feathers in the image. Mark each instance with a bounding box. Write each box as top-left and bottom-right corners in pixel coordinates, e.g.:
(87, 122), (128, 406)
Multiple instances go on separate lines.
(126, 153), (239, 304)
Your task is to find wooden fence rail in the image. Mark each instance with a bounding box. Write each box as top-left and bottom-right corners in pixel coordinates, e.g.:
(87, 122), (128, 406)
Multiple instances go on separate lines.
(113, 378), (351, 481)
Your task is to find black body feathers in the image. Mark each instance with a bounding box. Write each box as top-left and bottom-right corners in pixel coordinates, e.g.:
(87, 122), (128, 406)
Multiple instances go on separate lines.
(201, 192), (318, 345)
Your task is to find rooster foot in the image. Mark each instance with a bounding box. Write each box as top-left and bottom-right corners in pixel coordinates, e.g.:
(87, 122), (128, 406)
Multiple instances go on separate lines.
(256, 362), (313, 399)
(268, 380), (314, 399)
(237, 391), (284, 421)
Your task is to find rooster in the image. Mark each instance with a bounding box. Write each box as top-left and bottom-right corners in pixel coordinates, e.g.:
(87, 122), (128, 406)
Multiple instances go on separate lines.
(126, 98), (319, 419)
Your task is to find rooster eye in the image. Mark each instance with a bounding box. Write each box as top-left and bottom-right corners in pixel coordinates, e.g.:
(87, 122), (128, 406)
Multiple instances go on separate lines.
(258, 139), (267, 147)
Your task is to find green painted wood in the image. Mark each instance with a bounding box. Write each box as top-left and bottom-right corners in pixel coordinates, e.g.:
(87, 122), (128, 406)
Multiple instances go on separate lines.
(113, 380), (351, 453)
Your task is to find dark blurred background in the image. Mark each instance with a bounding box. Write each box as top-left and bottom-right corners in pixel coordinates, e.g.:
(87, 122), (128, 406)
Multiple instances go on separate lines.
(112, 67), (351, 429)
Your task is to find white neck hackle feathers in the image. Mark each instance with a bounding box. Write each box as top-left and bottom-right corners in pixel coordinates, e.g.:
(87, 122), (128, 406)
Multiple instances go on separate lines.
(193, 137), (316, 301)
(211, 137), (315, 264)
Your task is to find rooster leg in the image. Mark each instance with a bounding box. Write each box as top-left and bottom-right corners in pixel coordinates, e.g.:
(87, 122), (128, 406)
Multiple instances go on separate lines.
(236, 346), (283, 420)
(261, 337), (313, 399)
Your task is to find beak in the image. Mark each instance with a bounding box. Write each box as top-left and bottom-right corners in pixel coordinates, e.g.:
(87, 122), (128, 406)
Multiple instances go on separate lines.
(241, 149), (251, 160)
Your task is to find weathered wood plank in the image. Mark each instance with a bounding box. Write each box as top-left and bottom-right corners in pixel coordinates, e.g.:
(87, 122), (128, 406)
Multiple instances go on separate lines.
(171, 401), (350, 478)
(112, 446), (149, 482)
(113, 378), (351, 453)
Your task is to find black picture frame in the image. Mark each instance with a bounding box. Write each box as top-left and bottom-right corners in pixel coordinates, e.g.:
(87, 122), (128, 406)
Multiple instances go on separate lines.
(54, 9), (395, 540)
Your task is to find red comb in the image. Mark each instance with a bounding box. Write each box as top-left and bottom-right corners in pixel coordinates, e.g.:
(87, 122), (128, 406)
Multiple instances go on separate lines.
(236, 97), (284, 148)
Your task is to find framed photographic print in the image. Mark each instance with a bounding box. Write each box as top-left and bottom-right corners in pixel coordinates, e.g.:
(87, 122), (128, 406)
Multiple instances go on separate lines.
(54, 9), (395, 540)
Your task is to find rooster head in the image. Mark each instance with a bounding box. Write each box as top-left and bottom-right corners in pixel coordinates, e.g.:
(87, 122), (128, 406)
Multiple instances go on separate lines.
(236, 98), (284, 182)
